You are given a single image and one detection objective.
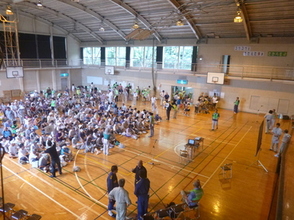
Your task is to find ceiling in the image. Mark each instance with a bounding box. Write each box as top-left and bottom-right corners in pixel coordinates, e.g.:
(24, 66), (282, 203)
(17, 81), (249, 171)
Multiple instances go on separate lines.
(1, 0), (294, 44)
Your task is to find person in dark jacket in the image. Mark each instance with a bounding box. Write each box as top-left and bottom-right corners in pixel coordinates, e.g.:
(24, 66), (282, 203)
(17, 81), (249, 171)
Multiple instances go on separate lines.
(44, 140), (62, 178)
(132, 160), (147, 184)
(135, 170), (150, 219)
(107, 165), (118, 217)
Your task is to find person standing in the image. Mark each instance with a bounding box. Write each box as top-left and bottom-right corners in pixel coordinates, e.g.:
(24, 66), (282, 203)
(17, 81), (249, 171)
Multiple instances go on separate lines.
(233, 97), (240, 114)
(211, 109), (220, 131)
(132, 160), (147, 184)
(44, 140), (62, 178)
(103, 128), (111, 155)
(109, 179), (131, 220)
(275, 129), (291, 157)
(135, 170), (150, 220)
(165, 101), (172, 120)
(171, 101), (178, 119)
(270, 123), (283, 152)
(107, 165), (119, 218)
(264, 110), (273, 133)
(148, 112), (155, 138)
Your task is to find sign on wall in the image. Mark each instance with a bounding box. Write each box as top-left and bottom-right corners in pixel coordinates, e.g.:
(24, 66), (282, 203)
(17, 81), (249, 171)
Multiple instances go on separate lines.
(243, 51), (264, 56)
(267, 51), (287, 57)
(234, 46), (251, 51)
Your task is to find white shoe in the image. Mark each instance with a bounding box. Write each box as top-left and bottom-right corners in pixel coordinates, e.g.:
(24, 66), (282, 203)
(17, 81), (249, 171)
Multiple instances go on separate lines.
(274, 154), (279, 157)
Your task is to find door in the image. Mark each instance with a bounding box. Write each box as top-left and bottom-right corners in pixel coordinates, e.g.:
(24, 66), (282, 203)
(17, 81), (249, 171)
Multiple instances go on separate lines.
(61, 77), (68, 91)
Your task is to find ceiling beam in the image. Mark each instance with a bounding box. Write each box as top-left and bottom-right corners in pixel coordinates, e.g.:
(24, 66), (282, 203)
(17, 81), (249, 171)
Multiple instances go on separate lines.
(109, 0), (162, 42)
(166, 0), (202, 40)
(237, 0), (252, 40)
(57, 0), (127, 41)
(21, 2), (104, 44)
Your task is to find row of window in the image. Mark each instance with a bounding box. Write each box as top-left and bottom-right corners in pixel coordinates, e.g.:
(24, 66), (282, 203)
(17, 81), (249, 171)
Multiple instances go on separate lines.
(83, 46), (194, 70)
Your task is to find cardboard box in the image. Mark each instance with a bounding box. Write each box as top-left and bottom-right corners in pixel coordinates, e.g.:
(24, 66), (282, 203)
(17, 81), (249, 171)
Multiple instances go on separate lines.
(3, 90), (12, 97)
(11, 89), (21, 97)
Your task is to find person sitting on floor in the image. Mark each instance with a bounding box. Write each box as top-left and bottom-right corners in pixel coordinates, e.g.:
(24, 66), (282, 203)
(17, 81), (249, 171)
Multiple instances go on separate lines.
(180, 179), (204, 207)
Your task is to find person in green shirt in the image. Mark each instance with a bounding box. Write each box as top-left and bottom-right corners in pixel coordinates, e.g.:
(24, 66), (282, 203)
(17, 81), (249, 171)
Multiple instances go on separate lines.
(212, 109), (220, 131)
(181, 179), (204, 207)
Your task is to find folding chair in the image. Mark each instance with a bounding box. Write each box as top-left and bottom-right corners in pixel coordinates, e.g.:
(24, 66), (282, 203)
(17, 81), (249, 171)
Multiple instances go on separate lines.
(11, 209), (28, 220)
(26, 213), (42, 220)
(0, 203), (15, 218)
(170, 203), (185, 219)
(141, 212), (155, 220)
(156, 208), (170, 219)
(220, 163), (233, 179)
(179, 149), (189, 164)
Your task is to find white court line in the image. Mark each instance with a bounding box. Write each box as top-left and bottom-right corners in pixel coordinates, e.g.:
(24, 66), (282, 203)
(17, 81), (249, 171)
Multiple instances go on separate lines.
(73, 149), (109, 218)
(202, 126), (253, 188)
(122, 146), (209, 178)
(6, 158), (107, 219)
(3, 164), (80, 219)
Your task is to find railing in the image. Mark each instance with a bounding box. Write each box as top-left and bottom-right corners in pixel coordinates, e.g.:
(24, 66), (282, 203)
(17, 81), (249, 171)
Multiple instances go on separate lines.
(1, 59), (293, 81)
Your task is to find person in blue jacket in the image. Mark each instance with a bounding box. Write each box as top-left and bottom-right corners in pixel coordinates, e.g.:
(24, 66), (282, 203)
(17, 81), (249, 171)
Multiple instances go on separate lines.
(134, 170), (150, 220)
(107, 165), (118, 218)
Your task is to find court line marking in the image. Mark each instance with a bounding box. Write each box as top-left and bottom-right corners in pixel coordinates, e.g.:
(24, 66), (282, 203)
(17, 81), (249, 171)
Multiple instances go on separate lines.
(202, 125), (253, 187)
(5, 159), (108, 219)
(121, 146), (209, 178)
(73, 150), (108, 211)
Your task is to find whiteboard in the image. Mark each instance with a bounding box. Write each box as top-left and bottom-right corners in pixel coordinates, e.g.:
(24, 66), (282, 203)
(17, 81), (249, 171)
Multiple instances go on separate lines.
(87, 76), (103, 85)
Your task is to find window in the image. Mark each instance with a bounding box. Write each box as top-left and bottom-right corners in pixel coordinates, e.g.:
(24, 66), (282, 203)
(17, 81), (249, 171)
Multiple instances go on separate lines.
(93, 47), (101, 65)
(106, 47), (126, 66)
(163, 46), (193, 70)
(130, 46), (156, 67)
(83, 47), (101, 65)
(131, 47), (144, 67)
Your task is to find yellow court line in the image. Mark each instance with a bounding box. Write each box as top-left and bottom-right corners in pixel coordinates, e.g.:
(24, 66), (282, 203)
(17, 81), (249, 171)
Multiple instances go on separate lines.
(6, 158), (107, 219)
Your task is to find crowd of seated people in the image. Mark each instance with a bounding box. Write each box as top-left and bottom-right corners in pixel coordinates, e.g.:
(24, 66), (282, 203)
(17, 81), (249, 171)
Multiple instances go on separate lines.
(0, 84), (163, 169)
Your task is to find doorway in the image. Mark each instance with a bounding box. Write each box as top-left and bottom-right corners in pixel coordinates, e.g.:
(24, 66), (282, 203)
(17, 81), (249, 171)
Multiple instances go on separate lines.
(61, 77), (68, 91)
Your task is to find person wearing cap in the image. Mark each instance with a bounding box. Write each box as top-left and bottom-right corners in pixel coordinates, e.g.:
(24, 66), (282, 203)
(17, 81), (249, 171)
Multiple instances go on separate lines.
(180, 179), (204, 207)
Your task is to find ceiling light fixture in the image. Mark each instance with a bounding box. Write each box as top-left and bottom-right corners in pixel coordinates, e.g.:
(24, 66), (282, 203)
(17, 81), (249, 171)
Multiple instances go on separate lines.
(6, 6), (13, 15)
(99, 26), (105, 31)
(132, 21), (140, 29)
(37, 0), (43, 7)
(234, 10), (243, 23)
(176, 19), (184, 26)
(234, 3), (243, 23)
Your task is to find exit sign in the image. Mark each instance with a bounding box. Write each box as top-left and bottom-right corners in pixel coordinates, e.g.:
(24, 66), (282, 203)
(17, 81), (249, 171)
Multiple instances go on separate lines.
(60, 73), (69, 77)
(177, 79), (188, 85)
(268, 51), (287, 57)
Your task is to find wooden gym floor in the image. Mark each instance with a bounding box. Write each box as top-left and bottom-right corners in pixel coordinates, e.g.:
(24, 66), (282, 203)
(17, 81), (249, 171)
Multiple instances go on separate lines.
(2, 100), (292, 220)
